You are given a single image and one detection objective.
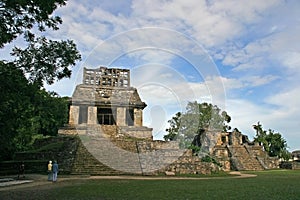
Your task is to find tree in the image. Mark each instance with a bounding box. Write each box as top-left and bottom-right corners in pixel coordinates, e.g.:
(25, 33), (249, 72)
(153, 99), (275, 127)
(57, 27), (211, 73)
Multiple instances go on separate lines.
(253, 122), (268, 150)
(164, 101), (231, 148)
(1, 0), (81, 87)
(0, 61), (34, 160)
(1, 0), (65, 47)
(164, 112), (181, 141)
(31, 90), (69, 136)
(253, 122), (290, 160)
(0, 0), (81, 160)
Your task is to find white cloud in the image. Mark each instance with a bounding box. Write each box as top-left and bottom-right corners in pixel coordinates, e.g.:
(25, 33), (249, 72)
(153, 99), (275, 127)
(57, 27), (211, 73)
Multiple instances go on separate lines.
(266, 87), (300, 111)
(40, 0), (300, 151)
(227, 97), (300, 151)
(208, 0), (283, 23)
(280, 52), (300, 75)
(242, 75), (279, 87)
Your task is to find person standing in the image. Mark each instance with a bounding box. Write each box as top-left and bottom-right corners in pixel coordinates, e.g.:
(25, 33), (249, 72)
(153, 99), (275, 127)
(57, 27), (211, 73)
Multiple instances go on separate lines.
(52, 160), (59, 182)
(47, 161), (52, 181)
(17, 162), (25, 179)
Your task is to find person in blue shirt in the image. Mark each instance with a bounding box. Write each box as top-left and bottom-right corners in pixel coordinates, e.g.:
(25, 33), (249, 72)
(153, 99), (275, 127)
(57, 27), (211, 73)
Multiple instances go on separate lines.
(52, 160), (59, 182)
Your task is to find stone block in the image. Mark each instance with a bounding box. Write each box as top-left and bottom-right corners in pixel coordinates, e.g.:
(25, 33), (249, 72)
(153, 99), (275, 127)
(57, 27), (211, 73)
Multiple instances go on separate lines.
(165, 171), (175, 176)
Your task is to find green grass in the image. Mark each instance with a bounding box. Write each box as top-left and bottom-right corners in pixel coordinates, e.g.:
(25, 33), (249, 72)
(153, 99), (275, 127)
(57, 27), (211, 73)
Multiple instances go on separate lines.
(2, 170), (300, 200)
(25, 141), (65, 153)
(56, 170), (300, 200)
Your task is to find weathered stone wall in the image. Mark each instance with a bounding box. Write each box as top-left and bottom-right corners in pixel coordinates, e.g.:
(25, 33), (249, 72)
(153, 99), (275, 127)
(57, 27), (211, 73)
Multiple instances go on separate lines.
(163, 150), (221, 175)
(137, 140), (180, 152)
(118, 126), (153, 139)
(280, 161), (300, 169)
(212, 146), (231, 171)
(58, 125), (87, 135)
(200, 130), (219, 154)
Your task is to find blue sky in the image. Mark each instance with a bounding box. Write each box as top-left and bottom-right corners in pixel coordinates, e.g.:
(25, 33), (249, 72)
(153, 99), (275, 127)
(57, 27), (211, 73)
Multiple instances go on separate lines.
(3, 0), (300, 151)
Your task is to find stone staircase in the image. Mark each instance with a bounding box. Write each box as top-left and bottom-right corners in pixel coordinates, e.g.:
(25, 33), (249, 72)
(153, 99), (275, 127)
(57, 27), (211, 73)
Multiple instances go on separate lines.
(75, 125), (143, 174)
(70, 138), (124, 175)
(227, 145), (264, 170)
(1, 124), (223, 176)
(72, 125), (185, 175)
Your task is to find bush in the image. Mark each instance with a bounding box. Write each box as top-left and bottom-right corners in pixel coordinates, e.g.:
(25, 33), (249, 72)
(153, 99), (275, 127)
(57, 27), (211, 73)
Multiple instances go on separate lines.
(201, 155), (222, 167)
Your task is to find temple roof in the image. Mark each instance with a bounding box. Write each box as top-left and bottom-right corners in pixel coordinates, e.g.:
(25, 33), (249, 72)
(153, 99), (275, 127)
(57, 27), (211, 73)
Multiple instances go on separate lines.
(82, 67), (130, 87)
(71, 67), (146, 108)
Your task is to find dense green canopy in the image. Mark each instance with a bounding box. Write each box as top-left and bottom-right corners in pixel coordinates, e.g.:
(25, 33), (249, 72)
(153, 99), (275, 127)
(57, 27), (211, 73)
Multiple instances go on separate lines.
(0, 0), (81, 160)
(164, 101), (231, 148)
(253, 122), (290, 160)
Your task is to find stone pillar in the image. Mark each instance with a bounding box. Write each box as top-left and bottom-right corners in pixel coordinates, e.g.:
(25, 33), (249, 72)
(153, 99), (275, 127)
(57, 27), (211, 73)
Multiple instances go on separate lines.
(69, 105), (79, 125)
(134, 108), (143, 126)
(239, 135), (243, 145)
(88, 106), (97, 124)
(116, 107), (126, 126)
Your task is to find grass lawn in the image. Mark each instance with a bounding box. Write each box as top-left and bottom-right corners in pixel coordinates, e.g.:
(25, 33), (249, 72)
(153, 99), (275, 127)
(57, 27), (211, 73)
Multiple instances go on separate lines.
(1, 170), (300, 200)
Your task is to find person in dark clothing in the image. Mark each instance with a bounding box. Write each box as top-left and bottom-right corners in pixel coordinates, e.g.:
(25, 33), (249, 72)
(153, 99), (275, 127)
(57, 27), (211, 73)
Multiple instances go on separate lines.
(17, 162), (25, 179)
(52, 160), (59, 182)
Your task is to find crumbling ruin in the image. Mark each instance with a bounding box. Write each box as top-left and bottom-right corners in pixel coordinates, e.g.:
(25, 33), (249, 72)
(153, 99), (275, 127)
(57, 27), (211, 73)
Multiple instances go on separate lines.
(58, 66), (279, 175)
(211, 129), (278, 170)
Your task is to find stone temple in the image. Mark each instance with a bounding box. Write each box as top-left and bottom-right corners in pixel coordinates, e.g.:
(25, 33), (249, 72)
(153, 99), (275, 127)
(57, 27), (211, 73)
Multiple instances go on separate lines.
(56, 66), (279, 175)
(66, 67), (153, 139)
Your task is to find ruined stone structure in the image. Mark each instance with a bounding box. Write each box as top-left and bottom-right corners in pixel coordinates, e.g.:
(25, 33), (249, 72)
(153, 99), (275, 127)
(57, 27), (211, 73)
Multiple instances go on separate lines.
(0, 66), (281, 175)
(57, 66), (279, 175)
(292, 150), (300, 161)
(211, 129), (279, 171)
(64, 67), (152, 139)
(59, 67), (189, 174)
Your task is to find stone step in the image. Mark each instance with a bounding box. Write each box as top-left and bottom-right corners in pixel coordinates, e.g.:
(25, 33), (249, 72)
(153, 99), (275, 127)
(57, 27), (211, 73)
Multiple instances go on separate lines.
(228, 145), (264, 170)
(72, 126), (185, 175)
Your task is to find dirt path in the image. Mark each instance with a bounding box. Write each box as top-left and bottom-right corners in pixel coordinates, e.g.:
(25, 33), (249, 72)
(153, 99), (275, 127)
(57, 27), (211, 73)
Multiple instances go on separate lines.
(0, 171), (256, 192)
(90, 171), (257, 180)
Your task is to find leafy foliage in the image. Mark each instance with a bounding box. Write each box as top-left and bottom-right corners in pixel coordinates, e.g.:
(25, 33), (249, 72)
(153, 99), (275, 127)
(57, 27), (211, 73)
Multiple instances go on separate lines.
(12, 36), (81, 86)
(1, 0), (81, 87)
(0, 0), (80, 160)
(26, 141), (65, 153)
(201, 155), (222, 167)
(0, 61), (34, 159)
(0, 62), (69, 160)
(164, 101), (231, 148)
(0, 0), (66, 47)
(163, 112), (181, 141)
(253, 122), (290, 160)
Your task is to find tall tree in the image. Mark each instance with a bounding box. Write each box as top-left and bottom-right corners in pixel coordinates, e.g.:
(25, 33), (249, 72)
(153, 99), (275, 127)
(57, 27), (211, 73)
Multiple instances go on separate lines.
(0, 61), (34, 160)
(31, 89), (69, 136)
(164, 112), (181, 141)
(253, 122), (290, 160)
(0, 0), (81, 160)
(164, 101), (231, 148)
(253, 122), (268, 149)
